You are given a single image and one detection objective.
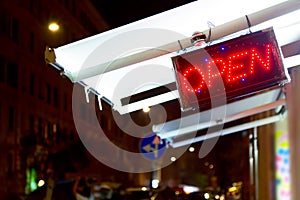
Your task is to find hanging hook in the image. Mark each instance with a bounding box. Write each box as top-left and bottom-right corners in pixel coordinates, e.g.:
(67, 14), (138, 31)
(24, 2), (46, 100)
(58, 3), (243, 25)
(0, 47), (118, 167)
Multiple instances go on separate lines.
(207, 21), (215, 46)
(98, 95), (103, 110)
(84, 86), (90, 103)
(245, 15), (252, 33)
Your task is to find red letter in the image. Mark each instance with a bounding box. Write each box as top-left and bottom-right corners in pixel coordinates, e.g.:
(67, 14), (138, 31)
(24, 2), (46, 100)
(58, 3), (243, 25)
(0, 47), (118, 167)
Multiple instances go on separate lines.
(250, 44), (271, 71)
(227, 51), (249, 82)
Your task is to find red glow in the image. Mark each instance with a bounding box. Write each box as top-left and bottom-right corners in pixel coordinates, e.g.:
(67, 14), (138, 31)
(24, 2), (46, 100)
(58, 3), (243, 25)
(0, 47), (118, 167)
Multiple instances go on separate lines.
(182, 45), (272, 92)
(172, 29), (287, 111)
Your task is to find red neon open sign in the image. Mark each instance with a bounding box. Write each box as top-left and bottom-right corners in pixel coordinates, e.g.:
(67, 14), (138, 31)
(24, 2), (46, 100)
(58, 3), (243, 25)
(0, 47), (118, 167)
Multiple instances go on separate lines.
(172, 29), (287, 111)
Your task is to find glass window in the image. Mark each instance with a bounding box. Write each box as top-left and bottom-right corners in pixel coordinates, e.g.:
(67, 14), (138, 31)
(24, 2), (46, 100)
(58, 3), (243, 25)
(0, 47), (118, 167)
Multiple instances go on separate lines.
(7, 61), (18, 89)
(29, 73), (35, 96)
(38, 117), (43, 135)
(80, 11), (97, 35)
(72, 0), (76, 15)
(0, 104), (2, 131)
(0, 12), (9, 36)
(30, 32), (35, 53)
(38, 80), (45, 100)
(29, 114), (34, 132)
(65, 0), (69, 8)
(11, 18), (19, 43)
(7, 153), (13, 178)
(29, 0), (34, 12)
(47, 84), (51, 104)
(8, 106), (15, 131)
(53, 87), (59, 108)
(0, 56), (5, 82)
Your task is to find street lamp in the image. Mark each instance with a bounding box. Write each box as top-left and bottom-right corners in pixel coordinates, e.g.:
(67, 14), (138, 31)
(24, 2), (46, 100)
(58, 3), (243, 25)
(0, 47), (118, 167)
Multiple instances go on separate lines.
(48, 22), (59, 32)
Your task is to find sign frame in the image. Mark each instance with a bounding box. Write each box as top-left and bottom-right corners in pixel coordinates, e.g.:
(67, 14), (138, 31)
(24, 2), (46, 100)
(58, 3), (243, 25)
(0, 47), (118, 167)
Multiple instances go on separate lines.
(171, 28), (289, 111)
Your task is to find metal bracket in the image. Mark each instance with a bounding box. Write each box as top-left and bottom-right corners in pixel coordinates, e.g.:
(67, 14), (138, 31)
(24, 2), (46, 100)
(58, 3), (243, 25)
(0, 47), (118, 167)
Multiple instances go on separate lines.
(84, 86), (90, 103)
(98, 95), (103, 110)
(44, 46), (56, 64)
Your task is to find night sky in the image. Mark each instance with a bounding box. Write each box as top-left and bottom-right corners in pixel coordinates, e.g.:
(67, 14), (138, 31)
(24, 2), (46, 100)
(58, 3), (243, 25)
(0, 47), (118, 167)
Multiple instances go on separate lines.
(90, 0), (196, 28)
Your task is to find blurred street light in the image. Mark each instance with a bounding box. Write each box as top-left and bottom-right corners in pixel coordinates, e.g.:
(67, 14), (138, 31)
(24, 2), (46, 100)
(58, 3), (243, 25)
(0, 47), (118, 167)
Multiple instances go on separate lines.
(189, 146), (195, 152)
(143, 106), (150, 113)
(48, 22), (59, 32)
(37, 179), (45, 187)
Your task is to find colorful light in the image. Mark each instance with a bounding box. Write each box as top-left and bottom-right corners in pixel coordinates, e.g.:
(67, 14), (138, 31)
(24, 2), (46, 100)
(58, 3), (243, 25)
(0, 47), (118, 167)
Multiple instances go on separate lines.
(275, 127), (291, 200)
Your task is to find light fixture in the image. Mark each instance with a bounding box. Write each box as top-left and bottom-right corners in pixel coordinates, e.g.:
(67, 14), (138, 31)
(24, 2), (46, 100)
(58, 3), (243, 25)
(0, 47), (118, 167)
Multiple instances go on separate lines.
(191, 31), (206, 47)
(48, 22), (59, 32)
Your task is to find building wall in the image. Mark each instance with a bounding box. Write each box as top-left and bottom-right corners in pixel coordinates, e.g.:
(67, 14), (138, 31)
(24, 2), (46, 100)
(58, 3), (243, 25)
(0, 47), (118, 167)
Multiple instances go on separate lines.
(0, 0), (108, 196)
(287, 66), (300, 199)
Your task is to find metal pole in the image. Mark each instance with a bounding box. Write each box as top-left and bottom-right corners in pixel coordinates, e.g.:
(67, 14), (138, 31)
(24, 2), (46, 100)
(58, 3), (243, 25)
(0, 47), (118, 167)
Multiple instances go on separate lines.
(249, 133), (255, 200)
(156, 99), (285, 139)
(254, 127), (259, 200)
(171, 114), (282, 148)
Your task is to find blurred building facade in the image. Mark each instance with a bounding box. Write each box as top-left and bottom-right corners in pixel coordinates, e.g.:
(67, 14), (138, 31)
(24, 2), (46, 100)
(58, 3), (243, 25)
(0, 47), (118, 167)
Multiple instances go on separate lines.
(0, 0), (109, 196)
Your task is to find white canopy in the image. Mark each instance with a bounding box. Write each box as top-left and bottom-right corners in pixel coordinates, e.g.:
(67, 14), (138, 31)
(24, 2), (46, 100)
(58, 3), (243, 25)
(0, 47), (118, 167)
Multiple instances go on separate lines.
(45, 0), (300, 114)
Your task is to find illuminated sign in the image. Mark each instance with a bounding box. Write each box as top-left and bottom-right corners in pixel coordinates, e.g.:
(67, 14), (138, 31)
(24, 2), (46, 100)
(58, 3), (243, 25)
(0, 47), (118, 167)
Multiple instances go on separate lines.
(172, 28), (288, 111)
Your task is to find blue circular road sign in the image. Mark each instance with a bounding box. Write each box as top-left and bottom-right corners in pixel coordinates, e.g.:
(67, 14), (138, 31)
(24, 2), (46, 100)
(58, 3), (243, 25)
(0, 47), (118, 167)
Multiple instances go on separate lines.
(140, 133), (167, 160)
